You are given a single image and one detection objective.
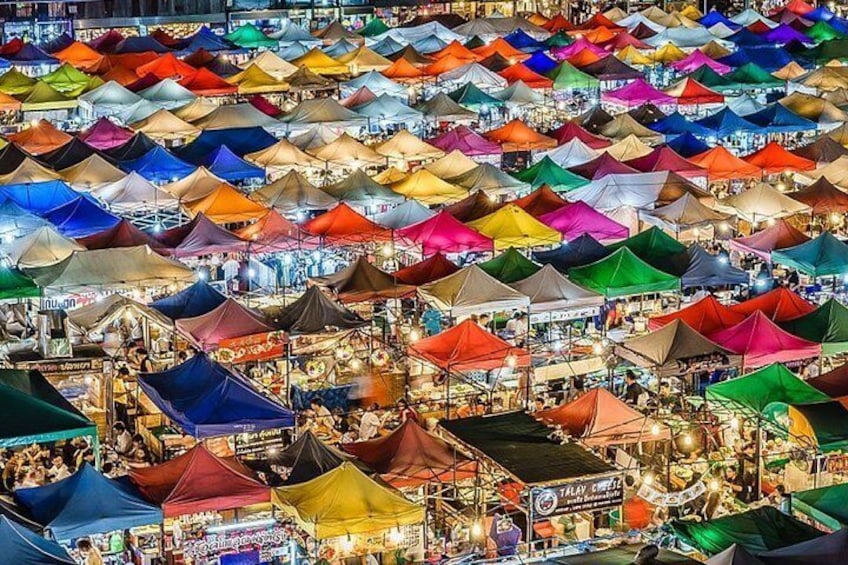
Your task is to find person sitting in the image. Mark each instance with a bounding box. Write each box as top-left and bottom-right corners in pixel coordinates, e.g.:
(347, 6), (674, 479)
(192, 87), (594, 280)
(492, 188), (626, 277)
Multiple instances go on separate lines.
(397, 398), (419, 424)
(112, 422), (133, 456)
(623, 371), (648, 406)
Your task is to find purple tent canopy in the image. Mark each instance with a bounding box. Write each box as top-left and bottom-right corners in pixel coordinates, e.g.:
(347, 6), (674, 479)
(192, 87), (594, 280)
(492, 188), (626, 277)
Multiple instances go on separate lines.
(602, 79), (676, 107)
(539, 201), (630, 242)
(764, 23), (815, 44)
(669, 51), (732, 75)
(79, 118), (134, 151)
(428, 125), (502, 156)
(551, 37), (606, 61)
(155, 214), (248, 258)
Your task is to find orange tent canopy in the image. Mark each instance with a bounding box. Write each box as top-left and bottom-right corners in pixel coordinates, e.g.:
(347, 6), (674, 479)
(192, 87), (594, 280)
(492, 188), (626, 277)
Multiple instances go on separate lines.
(536, 388), (670, 446)
(512, 185), (568, 217)
(185, 183), (269, 223)
(303, 203), (392, 245)
(382, 57), (426, 80)
(472, 38), (529, 62)
(8, 119), (73, 155)
(107, 52), (159, 71)
(688, 146), (762, 180)
(102, 65), (139, 86)
(432, 40), (479, 62)
(583, 26), (618, 44)
(484, 119), (557, 152)
(136, 52), (196, 79)
(54, 41), (106, 72)
(178, 67), (237, 96)
(234, 210), (308, 252)
(423, 53), (470, 75)
(499, 64), (553, 89)
(409, 319), (530, 372)
(649, 294), (746, 334)
(567, 48), (604, 67)
(0, 90), (21, 112)
(729, 286), (816, 322)
(743, 142), (816, 175)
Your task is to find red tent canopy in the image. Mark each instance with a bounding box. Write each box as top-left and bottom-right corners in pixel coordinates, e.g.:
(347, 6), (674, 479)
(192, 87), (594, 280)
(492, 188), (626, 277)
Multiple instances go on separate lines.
(788, 178), (848, 215)
(341, 420), (477, 488)
(649, 294), (746, 334)
(498, 64), (553, 89)
(512, 185), (568, 217)
(549, 122), (611, 149)
(396, 210), (494, 256)
(708, 311), (821, 369)
(743, 142), (816, 175)
(303, 203), (392, 245)
(249, 94), (283, 117)
(484, 119), (557, 152)
(571, 152), (639, 180)
(601, 32), (650, 51)
(178, 67), (237, 96)
(729, 286), (816, 322)
(536, 388), (670, 445)
(394, 253), (460, 286)
(409, 319), (530, 372)
(77, 219), (166, 251)
(432, 40), (479, 62)
(664, 77), (724, 105)
(572, 13), (624, 31)
(129, 444), (270, 518)
(136, 52), (196, 79)
(176, 298), (274, 351)
(543, 14), (573, 32)
(729, 219), (811, 260)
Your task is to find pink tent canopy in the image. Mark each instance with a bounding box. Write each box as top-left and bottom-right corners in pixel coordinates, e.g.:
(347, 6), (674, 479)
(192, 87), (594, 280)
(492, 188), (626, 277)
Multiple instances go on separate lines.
(396, 210), (493, 256)
(156, 214), (249, 258)
(729, 219), (811, 261)
(539, 201), (630, 242)
(602, 79), (675, 107)
(708, 310), (821, 369)
(175, 298), (274, 351)
(669, 51), (731, 75)
(625, 146), (708, 179)
(428, 126), (502, 157)
(551, 37), (607, 61)
(79, 117), (135, 150)
(570, 152), (640, 180)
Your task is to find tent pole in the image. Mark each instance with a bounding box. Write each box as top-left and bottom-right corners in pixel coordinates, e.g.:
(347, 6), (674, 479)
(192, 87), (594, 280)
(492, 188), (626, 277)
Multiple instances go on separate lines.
(755, 415), (762, 501)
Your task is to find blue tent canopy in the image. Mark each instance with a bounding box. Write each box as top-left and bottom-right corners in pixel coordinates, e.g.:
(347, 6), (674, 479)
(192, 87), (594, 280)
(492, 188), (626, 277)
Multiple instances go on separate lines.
(6, 43), (58, 65)
(176, 127), (277, 164)
(1, 181), (79, 215)
(41, 32), (74, 54)
(807, 5), (836, 21)
(120, 146), (196, 183)
(113, 35), (170, 54)
(726, 28), (770, 48)
(0, 196), (47, 236)
(665, 132), (710, 157)
(719, 47), (795, 72)
(504, 29), (545, 52)
(677, 245), (749, 288)
(524, 51), (559, 75)
(14, 464), (162, 540)
(532, 234), (611, 273)
(40, 194), (121, 238)
(699, 10), (740, 29)
(202, 145), (265, 182)
(745, 103), (819, 133)
(150, 280), (228, 319)
(183, 26), (237, 53)
(138, 353), (294, 438)
(650, 112), (714, 137)
(0, 516), (73, 564)
(694, 107), (760, 136)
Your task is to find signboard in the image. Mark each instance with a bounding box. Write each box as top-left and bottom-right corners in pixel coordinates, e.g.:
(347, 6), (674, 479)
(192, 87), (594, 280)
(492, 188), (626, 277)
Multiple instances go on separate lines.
(181, 526), (291, 559)
(218, 331), (287, 364)
(234, 428), (286, 460)
(19, 358), (104, 375)
(529, 306), (601, 325)
(531, 474), (623, 518)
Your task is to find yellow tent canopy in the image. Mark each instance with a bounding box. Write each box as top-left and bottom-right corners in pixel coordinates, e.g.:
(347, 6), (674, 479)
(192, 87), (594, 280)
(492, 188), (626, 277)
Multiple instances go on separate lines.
(616, 45), (654, 66)
(227, 64), (290, 94)
(467, 203), (562, 249)
(700, 41), (731, 59)
(652, 43), (687, 63)
(129, 108), (200, 141)
(291, 48), (348, 75)
(337, 46), (393, 73)
(243, 50), (299, 79)
(679, 5), (703, 19)
(374, 129), (444, 163)
(773, 61), (806, 81)
(184, 183), (269, 223)
(425, 149), (479, 179)
(372, 166), (408, 184)
(309, 132), (385, 167)
(272, 462), (424, 539)
(390, 169), (467, 205)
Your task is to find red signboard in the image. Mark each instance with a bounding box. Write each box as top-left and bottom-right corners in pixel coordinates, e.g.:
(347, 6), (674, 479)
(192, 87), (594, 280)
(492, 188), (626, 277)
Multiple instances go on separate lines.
(218, 331), (287, 364)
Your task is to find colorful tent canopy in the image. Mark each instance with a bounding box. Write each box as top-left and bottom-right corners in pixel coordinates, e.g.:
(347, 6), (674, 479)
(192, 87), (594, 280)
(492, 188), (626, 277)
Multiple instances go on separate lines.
(150, 280), (227, 320)
(730, 286), (816, 322)
(743, 142), (816, 175)
(788, 178), (848, 215)
(394, 253), (460, 286)
(304, 203), (392, 245)
(568, 247), (679, 297)
(533, 234), (611, 272)
(730, 219), (811, 260)
(539, 201), (628, 242)
(418, 264), (529, 316)
(313, 257), (414, 302)
(512, 156), (588, 191)
(397, 210), (493, 256)
(175, 298), (273, 351)
(780, 298), (848, 355)
(621, 318), (733, 371)
(272, 462), (423, 539)
(138, 353), (293, 438)
(467, 204), (562, 249)
(15, 464), (161, 540)
(511, 185), (567, 217)
(772, 231), (848, 278)
(607, 226), (687, 272)
(0, 515), (72, 564)
(483, 119), (557, 152)
(269, 430), (358, 485)
(267, 285), (366, 335)
(409, 318), (530, 371)
(537, 387), (669, 445)
(130, 444), (270, 517)
(708, 311), (820, 368)
(374, 199), (434, 229)
(509, 263), (602, 314)
(479, 247), (540, 283)
(428, 125), (502, 156)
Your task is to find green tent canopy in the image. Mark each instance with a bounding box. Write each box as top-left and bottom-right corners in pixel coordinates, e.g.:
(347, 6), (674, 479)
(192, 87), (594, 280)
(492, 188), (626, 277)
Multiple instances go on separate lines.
(548, 62), (600, 91)
(0, 376), (96, 447)
(809, 38), (848, 62)
(789, 400), (848, 450)
(359, 18), (390, 37)
(686, 65), (735, 91)
(478, 247), (541, 283)
(511, 156), (589, 192)
(464, 36), (485, 50)
(447, 82), (504, 110)
(706, 362), (830, 416)
(805, 21), (845, 43)
(41, 63), (96, 96)
(771, 232), (848, 278)
(0, 266), (39, 300)
(225, 23), (278, 48)
(780, 298), (848, 355)
(671, 506), (823, 556)
(0, 68), (37, 96)
(568, 247), (680, 297)
(793, 482), (848, 530)
(722, 63), (783, 90)
(607, 226), (687, 273)
(545, 31), (574, 48)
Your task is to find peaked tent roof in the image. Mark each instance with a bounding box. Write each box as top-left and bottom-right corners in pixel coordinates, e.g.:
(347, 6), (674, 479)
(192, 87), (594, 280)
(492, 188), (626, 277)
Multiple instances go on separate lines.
(536, 388), (669, 445)
(267, 285), (366, 335)
(678, 244), (750, 288)
(304, 203), (392, 245)
(648, 294), (745, 333)
(780, 298), (848, 355)
(14, 464), (161, 540)
(397, 210), (493, 256)
(509, 263), (602, 313)
(155, 213), (248, 257)
(130, 444), (270, 518)
(478, 247), (541, 283)
(418, 264), (529, 316)
(568, 247), (680, 297)
(708, 311), (821, 368)
(175, 298), (274, 351)
(772, 231), (848, 278)
(394, 253), (460, 286)
(511, 184), (568, 217)
(271, 430), (358, 485)
(729, 286), (816, 321)
(532, 233), (611, 272)
(0, 515), (73, 564)
(621, 318), (733, 370)
(409, 318), (530, 371)
(272, 462), (424, 539)
(312, 257), (414, 302)
(730, 219), (811, 260)
(374, 199), (434, 229)
(138, 353), (293, 438)
(467, 203), (562, 249)
(149, 280), (227, 320)
(607, 226), (687, 272)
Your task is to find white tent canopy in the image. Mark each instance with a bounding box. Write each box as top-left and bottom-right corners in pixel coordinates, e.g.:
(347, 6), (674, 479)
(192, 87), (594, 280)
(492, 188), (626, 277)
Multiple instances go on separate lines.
(418, 264), (530, 317)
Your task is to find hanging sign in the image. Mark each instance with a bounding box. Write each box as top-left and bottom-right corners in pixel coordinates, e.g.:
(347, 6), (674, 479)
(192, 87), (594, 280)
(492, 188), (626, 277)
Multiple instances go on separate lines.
(531, 474), (624, 517)
(218, 331), (287, 364)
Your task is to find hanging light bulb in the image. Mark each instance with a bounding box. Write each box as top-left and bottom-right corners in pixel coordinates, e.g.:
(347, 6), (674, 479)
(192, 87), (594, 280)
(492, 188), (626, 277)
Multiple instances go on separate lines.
(709, 479), (720, 492)
(506, 354), (517, 368)
(682, 434), (693, 447)
(643, 473), (654, 486)
(470, 521), (483, 538)
(650, 423), (660, 436)
(730, 416), (740, 430)
(409, 329), (420, 343)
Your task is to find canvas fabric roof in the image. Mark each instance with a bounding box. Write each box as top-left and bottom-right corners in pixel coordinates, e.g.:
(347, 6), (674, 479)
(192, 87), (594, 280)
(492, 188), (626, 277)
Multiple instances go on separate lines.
(717, 183), (811, 222)
(409, 318), (530, 371)
(509, 263), (602, 313)
(620, 318), (733, 370)
(266, 285), (366, 335)
(373, 199), (434, 229)
(3, 226), (83, 268)
(708, 311), (821, 368)
(568, 247), (680, 297)
(393, 253), (460, 286)
(418, 264), (529, 316)
(175, 298), (274, 351)
(252, 170), (336, 213)
(312, 257), (414, 302)
(772, 231), (848, 278)
(730, 219), (811, 260)
(303, 203), (392, 245)
(467, 204), (562, 249)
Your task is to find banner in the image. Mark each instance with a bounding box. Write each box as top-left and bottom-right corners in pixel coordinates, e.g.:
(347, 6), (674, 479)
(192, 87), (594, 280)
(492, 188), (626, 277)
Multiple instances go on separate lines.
(218, 331), (287, 364)
(531, 474), (624, 517)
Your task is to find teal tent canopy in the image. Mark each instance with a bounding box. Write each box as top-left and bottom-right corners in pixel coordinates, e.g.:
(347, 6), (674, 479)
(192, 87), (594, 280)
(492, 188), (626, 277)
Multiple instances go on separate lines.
(772, 232), (848, 278)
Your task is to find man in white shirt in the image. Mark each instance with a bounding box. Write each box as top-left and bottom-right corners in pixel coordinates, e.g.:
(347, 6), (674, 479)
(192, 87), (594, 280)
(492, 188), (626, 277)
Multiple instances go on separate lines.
(358, 404), (382, 441)
(222, 254), (240, 282)
(47, 454), (70, 481)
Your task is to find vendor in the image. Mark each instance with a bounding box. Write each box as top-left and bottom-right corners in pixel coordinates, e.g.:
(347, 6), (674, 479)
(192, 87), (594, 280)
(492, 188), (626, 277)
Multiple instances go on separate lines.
(623, 371), (648, 406)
